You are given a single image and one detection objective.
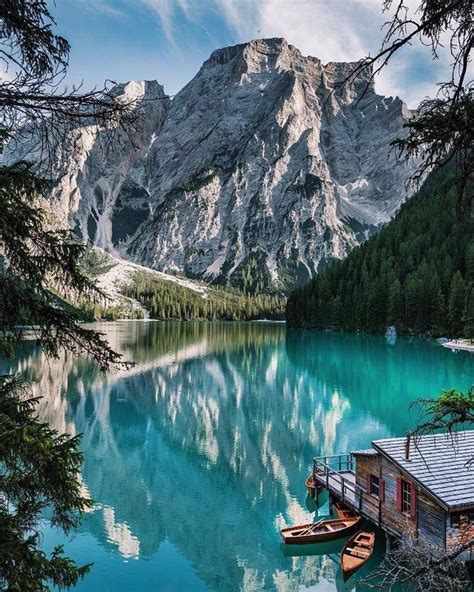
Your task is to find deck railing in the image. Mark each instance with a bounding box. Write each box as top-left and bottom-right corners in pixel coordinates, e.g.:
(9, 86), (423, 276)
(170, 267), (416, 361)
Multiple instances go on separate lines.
(313, 453), (354, 472)
(313, 454), (382, 525)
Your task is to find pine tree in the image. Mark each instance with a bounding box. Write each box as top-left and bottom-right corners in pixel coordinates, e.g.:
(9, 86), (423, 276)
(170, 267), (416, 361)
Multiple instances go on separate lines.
(448, 271), (466, 336)
(388, 279), (403, 327)
(287, 166), (473, 336)
(463, 286), (474, 342)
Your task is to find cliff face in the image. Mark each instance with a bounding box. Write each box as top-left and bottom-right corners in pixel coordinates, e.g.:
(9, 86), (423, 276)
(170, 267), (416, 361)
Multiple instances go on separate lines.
(128, 39), (416, 290)
(4, 39), (418, 291)
(3, 80), (170, 252)
(62, 80), (170, 251)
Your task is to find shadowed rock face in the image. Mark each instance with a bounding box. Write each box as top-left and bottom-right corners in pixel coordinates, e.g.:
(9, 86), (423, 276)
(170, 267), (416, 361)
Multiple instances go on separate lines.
(60, 80), (170, 251)
(2, 80), (170, 252)
(4, 38), (418, 291)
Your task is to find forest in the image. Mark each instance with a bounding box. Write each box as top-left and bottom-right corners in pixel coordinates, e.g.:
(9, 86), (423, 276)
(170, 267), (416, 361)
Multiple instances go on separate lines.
(123, 274), (285, 321)
(287, 168), (473, 337)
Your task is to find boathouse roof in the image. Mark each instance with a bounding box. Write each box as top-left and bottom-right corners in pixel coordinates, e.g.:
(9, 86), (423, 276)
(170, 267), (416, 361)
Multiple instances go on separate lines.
(372, 430), (474, 510)
(351, 448), (378, 456)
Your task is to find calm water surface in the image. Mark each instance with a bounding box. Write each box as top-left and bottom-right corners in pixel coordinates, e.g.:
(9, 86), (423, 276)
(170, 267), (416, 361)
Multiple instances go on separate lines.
(6, 322), (474, 591)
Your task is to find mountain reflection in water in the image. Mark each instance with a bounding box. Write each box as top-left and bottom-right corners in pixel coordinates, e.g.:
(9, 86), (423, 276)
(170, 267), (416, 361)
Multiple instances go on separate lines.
(3, 321), (473, 592)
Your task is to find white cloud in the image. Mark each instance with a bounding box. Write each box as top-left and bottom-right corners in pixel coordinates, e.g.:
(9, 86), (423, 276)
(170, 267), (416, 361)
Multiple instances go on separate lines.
(135, 0), (197, 42)
(0, 63), (14, 83)
(77, 0), (126, 18)
(211, 0), (448, 106)
(217, 0), (372, 61)
(131, 0), (454, 107)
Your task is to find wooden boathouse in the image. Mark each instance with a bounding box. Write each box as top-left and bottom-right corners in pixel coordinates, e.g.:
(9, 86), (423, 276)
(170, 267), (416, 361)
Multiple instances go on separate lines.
(313, 430), (474, 561)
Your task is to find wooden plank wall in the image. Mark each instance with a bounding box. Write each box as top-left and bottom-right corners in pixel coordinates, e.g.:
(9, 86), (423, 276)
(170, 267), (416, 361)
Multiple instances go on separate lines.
(379, 456), (417, 538)
(354, 454), (380, 489)
(418, 490), (446, 549)
(354, 454), (381, 521)
(355, 452), (455, 550)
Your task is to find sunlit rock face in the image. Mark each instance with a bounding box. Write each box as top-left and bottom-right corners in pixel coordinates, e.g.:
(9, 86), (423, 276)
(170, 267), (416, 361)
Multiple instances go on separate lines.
(4, 39), (417, 290)
(128, 38), (417, 290)
(2, 81), (170, 252)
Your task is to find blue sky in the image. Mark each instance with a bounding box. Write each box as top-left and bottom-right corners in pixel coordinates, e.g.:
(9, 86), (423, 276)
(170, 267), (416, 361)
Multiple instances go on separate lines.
(52, 0), (449, 108)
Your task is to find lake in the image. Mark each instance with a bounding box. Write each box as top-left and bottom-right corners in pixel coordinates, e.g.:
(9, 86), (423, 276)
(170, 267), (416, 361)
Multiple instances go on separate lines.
(6, 321), (474, 591)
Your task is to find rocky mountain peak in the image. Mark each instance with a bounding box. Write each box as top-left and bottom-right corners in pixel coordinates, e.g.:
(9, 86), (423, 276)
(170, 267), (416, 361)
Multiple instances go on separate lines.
(125, 40), (418, 291)
(202, 38), (374, 101)
(3, 39), (419, 293)
(205, 37), (292, 68)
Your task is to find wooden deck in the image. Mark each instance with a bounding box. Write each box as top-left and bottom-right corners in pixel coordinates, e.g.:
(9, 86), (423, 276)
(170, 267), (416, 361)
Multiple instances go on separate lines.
(315, 469), (357, 503)
(313, 455), (397, 537)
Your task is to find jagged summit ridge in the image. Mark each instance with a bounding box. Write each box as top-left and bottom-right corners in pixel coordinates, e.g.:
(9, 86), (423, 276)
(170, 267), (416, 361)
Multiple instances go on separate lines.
(126, 38), (417, 290)
(3, 38), (418, 291)
(203, 38), (375, 99)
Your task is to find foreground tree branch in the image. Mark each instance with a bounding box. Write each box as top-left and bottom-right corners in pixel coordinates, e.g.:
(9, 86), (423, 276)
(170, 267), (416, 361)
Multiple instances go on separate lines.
(0, 2), (144, 588)
(336, 0), (473, 209)
(363, 535), (473, 591)
(411, 387), (474, 436)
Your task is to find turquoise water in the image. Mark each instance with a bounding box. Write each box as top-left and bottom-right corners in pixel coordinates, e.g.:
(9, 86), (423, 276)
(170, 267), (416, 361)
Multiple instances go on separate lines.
(7, 322), (474, 591)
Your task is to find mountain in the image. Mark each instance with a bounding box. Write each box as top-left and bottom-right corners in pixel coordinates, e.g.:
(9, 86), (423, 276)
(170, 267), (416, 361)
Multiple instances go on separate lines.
(2, 80), (170, 250)
(286, 166), (474, 337)
(3, 38), (419, 292)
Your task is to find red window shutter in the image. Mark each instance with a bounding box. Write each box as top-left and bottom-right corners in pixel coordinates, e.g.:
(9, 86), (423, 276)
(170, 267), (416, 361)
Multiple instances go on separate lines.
(396, 478), (402, 510)
(410, 483), (417, 520)
(367, 473), (372, 493)
(379, 478), (385, 502)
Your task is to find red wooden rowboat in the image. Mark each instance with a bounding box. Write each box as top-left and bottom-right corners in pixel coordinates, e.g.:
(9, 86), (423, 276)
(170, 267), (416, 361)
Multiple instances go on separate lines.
(280, 517), (361, 545)
(340, 530), (375, 580)
(305, 472), (324, 497)
(333, 500), (356, 520)
(305, 474), (316, 497)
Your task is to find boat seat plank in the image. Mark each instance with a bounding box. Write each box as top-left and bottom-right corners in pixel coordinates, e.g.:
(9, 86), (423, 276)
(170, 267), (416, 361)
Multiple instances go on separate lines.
(346, 548), (370, 558)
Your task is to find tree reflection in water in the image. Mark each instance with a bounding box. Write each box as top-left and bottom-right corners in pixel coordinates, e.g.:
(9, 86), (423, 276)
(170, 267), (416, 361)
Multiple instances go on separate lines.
(2, 322), (473, 591)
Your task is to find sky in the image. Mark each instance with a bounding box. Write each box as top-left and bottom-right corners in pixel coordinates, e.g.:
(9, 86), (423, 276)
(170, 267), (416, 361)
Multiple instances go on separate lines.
(51, 0), (450, 108)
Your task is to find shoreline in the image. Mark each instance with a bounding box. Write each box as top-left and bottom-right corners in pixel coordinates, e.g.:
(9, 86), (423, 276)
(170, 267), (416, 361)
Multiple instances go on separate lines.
(441, 339), (474, 353)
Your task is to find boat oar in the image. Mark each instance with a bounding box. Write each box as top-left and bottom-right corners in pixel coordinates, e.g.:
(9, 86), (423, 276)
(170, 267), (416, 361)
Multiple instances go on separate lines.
(298, 518), (325, 536)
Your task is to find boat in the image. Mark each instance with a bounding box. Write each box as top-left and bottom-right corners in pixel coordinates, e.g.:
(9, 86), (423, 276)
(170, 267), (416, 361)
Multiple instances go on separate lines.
(333, 500), (356, 520)
(305, 471), (324, 497)
(340, 530), (375, 580)
(305, 474), (317, 497)
(280, 517), (361, 544)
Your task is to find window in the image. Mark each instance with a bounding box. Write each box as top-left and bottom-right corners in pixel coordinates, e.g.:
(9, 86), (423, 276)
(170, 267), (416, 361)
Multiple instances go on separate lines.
(401, 480), (411, 514)
(370, 474), (380, 497)
(397, 478), (416, 518)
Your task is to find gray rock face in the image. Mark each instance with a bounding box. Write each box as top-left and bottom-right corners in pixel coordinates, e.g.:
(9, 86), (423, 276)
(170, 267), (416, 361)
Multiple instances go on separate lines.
(3, 80), (170, 252)
(63, 81), (169, 251)
(128, 39), (417, 290)
(4, 39), (418, 291)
